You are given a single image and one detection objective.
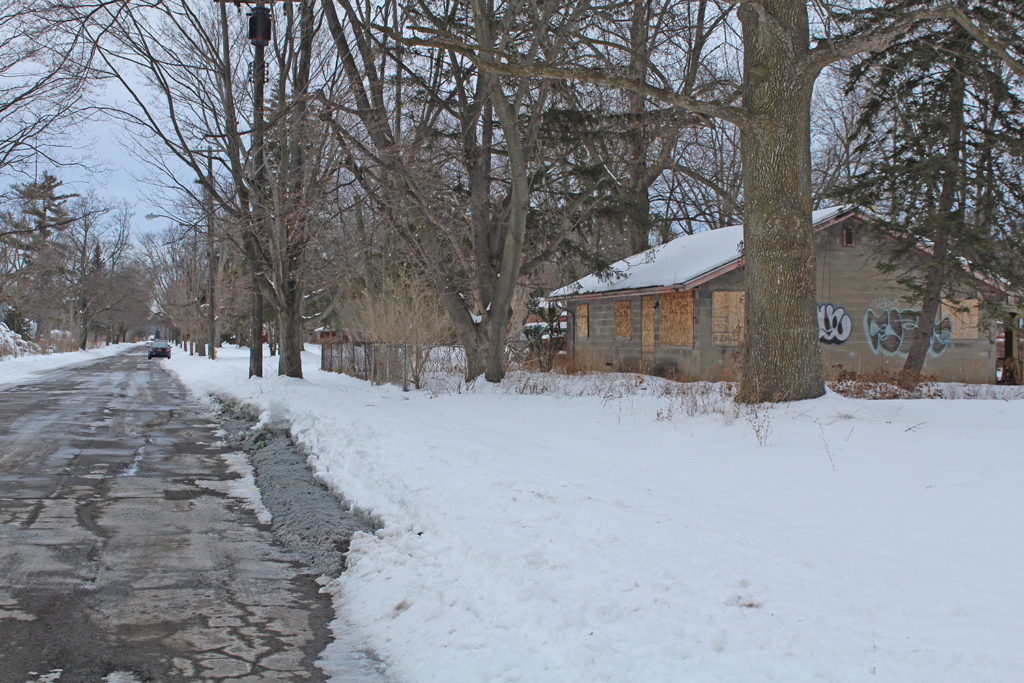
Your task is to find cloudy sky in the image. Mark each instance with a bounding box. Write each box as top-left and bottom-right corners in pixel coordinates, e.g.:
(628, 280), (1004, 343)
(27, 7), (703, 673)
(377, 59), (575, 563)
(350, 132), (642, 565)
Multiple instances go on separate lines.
(1, 74), (202, 240)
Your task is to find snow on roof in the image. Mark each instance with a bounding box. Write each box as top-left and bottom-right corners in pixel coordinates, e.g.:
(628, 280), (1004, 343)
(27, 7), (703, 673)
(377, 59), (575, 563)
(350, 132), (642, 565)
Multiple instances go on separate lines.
(549, 206), (852, 299)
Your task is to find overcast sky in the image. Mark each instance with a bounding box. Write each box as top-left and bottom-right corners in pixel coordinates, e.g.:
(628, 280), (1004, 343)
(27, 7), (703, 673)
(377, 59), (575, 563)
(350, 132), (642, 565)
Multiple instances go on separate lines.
(0, 75), (198, 240)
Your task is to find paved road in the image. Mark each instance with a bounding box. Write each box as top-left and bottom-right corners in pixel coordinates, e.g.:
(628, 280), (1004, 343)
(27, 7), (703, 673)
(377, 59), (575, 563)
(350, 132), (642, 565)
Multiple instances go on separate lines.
(0, 348), (337, 682)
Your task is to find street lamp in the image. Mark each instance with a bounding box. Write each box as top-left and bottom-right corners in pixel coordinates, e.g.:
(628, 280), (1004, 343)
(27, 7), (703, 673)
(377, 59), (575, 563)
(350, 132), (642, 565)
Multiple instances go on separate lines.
(249, 6), (271, 46)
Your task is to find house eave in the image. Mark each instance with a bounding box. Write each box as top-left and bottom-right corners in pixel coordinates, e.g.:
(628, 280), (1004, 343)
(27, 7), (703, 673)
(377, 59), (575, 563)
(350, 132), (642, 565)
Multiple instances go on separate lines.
(548, 258), (743, 303)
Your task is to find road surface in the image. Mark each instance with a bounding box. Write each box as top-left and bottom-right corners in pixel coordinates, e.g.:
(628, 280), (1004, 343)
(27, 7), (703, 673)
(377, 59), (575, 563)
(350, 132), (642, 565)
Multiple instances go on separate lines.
(0, 347), (348, 682)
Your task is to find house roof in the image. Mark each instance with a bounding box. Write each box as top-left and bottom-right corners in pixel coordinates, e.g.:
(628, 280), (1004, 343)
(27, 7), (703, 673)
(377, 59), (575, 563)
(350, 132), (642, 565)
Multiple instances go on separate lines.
(549, 206), (854, 300)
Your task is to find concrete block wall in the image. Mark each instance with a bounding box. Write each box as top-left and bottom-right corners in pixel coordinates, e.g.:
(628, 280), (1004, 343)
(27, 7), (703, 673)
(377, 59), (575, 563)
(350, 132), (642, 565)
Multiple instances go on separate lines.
(815, 218), (998, 383)
(569, 269), (745, 380)
(566, 216), (1000, 383)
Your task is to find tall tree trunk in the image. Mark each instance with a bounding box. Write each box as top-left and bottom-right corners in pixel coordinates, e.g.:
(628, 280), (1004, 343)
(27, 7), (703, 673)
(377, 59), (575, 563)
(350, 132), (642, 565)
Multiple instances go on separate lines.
(278, 272), (304, 378)
(206, 152), (217, 360)
(463, 332), (488, 383)
(275, 0), (314, 381)
(624, 0), (652, 255)
(901, 47), (965, 384)
(247, 233), (264, 378)
(736, 0), (824, 402)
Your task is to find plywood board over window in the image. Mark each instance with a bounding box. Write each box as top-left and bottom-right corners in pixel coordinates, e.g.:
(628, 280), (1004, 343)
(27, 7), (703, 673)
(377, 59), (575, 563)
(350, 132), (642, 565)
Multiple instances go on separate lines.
(641, 296), (655, 353)
(943, 298), (979, 339)
(713, 291), (745, 347)
(659, 290), (694, 346)
(614, 300), (632, 339)
(577, 303), (589, 338)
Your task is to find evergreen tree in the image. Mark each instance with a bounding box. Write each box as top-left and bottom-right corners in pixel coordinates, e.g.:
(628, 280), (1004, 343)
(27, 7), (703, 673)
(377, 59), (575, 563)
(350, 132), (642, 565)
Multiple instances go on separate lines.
(836, 0), (1024, 382)
(1, 174), (75, 245)
(0, 172), (76, 301)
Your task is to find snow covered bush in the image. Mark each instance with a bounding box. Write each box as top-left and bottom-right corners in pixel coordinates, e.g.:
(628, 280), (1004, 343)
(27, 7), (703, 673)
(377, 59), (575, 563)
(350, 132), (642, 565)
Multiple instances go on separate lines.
(0, 321), (33, 359)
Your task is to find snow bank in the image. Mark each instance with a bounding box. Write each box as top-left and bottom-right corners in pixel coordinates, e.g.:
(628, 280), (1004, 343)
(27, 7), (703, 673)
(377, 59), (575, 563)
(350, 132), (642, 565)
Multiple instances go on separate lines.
(167, 345), (1024, 683)
(0, 341), (138, 388)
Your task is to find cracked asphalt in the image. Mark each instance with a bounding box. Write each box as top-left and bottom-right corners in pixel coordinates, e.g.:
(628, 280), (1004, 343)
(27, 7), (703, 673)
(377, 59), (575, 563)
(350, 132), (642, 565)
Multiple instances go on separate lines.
(0, 347), (361, 682)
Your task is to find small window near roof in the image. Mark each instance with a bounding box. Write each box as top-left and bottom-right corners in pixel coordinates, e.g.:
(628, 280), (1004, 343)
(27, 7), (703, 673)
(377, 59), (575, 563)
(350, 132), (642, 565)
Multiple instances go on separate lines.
(843, 226), (856, 246)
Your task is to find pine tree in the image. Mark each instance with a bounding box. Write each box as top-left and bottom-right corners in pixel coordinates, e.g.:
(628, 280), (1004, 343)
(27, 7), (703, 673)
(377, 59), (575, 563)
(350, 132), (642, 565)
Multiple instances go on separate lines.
(1, 172), (76, 245)
(0, 172), (76, 301)
(835, 0), (1024, 383)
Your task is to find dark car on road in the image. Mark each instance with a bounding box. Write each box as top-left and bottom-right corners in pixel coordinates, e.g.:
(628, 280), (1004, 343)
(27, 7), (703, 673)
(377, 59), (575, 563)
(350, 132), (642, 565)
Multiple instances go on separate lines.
(148, 340), (171, 359)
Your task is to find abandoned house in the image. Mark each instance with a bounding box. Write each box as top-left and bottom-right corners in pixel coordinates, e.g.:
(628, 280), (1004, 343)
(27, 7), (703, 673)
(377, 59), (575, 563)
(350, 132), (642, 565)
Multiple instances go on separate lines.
(547, 206), (1010, 383)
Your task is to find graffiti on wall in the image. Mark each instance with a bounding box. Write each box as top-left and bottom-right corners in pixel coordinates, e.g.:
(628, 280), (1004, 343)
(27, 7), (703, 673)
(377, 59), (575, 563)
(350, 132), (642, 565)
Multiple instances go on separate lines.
(818, 304), (852, 344)
(864, 308), (953, 357)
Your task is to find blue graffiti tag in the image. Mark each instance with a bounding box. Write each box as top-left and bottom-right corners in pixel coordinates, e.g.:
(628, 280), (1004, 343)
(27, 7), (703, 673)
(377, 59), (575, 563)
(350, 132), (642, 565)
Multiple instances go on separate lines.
(818, 304), (852, 345)
(864, 308), (952, 357)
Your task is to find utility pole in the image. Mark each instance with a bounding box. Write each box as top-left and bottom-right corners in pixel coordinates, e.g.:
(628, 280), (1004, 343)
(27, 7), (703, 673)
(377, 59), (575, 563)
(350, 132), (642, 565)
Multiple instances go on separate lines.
(206, 148), (217, 360)
(247, 2), (270, 377)
(218, 0), (296, 377)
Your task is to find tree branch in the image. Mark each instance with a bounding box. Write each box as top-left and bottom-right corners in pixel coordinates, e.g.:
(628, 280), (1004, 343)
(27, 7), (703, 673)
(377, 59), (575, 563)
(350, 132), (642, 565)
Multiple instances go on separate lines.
(806, 6), (956, 75)
(947, 4), (1024, 81)
(396, 33), (752, 128)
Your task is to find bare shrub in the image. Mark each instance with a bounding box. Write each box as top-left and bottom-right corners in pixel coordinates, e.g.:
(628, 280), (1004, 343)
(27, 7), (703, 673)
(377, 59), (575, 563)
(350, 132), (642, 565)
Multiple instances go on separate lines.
(648, 358), (693, 383)
(828, 368), (939, 399)
(44, 330), (83, 354)
(498, 367), (741, 421)
(342, 268), (455, 345)
(0, 324), (86, 358)
(554, 347), (609, 375)
(826, 368), (1024, 400)
(744, 402), (773, 446)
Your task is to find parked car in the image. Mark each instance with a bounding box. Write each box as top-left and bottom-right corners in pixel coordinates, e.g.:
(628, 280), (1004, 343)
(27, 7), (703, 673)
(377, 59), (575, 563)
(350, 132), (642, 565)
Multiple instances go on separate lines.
(148, 340), (171, 359)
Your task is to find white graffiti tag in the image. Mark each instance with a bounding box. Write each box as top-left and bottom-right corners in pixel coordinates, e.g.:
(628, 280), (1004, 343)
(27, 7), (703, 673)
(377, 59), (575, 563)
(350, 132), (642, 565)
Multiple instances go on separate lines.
(864, 308), (952, 357)
(818, 304), (852, 344)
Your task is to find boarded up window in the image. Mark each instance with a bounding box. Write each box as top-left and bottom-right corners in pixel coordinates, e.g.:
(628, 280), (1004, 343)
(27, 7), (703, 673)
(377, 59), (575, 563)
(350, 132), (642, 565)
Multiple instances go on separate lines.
(713, 291), (745, 347)
(641, 296), (655, 353)
(659, 290), (694, 346)
(614, 300), (632, 339)
(577, 303), (589, 338)
(943, 298), (979, 340)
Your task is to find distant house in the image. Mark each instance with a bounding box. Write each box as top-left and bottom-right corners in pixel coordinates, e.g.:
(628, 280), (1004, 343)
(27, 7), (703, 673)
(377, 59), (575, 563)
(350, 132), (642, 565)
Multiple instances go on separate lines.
(548, 207), (1009, 383)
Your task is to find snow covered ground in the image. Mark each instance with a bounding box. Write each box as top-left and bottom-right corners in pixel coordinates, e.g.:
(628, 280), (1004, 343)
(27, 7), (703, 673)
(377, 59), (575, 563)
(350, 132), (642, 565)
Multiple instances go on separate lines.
(0, 341), (137, 389)
(164, 344), (1024, 683)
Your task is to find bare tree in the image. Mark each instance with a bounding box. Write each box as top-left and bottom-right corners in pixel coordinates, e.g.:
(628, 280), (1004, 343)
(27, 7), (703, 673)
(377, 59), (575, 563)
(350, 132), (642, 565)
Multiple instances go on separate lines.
(319, 0), (627, 381)
(53, 0), (348, 376)
(19, 193), (138, 348)
(406, 0), (1024, 400)
(810, 68), (874, 207)
(0, 0), (94, 175)
(140, 224), (208, 346)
